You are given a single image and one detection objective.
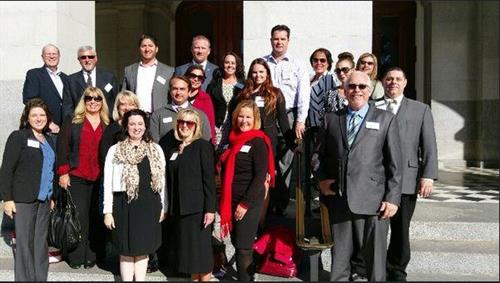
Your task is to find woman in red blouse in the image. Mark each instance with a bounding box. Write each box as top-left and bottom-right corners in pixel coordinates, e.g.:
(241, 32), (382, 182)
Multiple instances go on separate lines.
(57, 87), (110, 269)
(184, 65), (216, 144)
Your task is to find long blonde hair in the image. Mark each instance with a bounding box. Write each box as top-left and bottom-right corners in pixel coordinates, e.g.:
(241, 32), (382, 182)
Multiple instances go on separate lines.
(72, 87), (110, 125)
(112, 90), (140, 121)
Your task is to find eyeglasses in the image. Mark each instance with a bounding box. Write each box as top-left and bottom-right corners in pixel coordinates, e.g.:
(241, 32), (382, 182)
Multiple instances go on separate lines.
(360, 60), (374, 66)
(84, 95), (103, 102)
(188, 73), (205, 81)
(347, 83), (369, 90)
(334, 67), (351, 74)
(177, 119), (196, 129)
(79, 55), (96, 60)
(312, 58), (327, 63)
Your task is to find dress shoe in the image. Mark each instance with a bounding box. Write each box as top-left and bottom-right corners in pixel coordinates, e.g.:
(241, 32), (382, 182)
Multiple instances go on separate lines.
(83, 261), (96, 269)
(68, 263), (82, 269)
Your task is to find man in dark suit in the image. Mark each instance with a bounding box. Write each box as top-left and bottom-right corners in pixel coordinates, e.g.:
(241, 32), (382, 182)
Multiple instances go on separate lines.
(315, 70), (402, 281)
(122, 33), (175, 115)
(62, 45), (118, 119)
(375, 67), (438, 281)
(22, 44), (69, 133)
(175, 35), (218, 91)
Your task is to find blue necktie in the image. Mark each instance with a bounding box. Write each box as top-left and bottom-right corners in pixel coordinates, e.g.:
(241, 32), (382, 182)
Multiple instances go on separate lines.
(347, 114), (361, 147)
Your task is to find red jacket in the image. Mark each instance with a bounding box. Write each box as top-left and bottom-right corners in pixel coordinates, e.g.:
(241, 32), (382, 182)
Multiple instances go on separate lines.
(192, 90), (216, 144)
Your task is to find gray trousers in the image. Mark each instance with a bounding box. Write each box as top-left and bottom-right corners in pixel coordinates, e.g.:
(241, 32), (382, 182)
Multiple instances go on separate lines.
(327, 196), (389, 281)
(14, 201), (50, 281)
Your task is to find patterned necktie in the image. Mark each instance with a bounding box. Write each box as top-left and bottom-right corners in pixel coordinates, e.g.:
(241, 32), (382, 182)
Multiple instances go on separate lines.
(387, 99), (397, 114)
(347, 113), (361, 147)
(86, 71), (92, 87)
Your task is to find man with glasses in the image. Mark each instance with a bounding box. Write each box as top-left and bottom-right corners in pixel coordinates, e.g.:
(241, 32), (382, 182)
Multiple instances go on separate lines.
(314, 70), (402, 281)
(262, 24), (310, 215)
(375, 67), (438, 281)
(22, 44), (69, 133)
(175, 35), (218, 91)
(62, 45), (118, 119)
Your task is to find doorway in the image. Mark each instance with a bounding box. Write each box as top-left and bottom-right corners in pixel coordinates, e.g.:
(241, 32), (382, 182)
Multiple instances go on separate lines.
(175, 1), (243, 67)
(373, 1), (417, 99)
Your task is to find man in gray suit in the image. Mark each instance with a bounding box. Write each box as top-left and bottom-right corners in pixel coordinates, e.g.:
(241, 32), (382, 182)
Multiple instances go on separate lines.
(175, 35), (218, 91)
(122, 34), (175, 115)
(375, 67), (438, 281)
(150, 75), (212, 143)
(315, 71), (402, 281)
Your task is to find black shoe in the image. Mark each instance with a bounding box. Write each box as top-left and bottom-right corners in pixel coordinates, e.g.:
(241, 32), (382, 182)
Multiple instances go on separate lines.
(68, 263), (82, 269)
(350, 272), (367, 281)
(147, 261), (159, 273)
(83, 261), (96, 269)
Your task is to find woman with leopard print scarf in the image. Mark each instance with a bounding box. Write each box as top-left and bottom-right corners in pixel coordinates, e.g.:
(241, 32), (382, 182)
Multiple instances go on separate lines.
(102, 109), (166, 281)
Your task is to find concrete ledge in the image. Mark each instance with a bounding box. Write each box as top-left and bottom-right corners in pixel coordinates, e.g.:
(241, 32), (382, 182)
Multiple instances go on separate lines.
(410, 221), (499, 241)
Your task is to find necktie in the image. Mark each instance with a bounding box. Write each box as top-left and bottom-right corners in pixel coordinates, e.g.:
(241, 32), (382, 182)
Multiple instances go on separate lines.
(347, 114), (361, 147)
(387, 99), (397, 114)
(86, 71), (92, 87)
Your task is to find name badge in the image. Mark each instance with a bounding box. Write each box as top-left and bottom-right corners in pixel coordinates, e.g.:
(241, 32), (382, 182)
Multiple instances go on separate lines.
(162, 117), (172, 123)
(27, 139), (40, 148)
(366, 121), (380, 130)
(374, 100), (386, 107)
(156, 76), (166, 85)
(170, 152), (178, 161)
(255, 96), (265, 108)
(104, 83), (113, 92)
(240, 145), (251, 153)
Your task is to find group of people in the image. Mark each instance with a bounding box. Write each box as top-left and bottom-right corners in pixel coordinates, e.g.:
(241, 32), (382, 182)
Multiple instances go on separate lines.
(0, 23), (438, 282)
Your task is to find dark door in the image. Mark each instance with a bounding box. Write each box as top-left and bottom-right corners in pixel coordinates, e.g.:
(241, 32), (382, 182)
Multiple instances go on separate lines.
(175, 1), (243, 67)
(373, 1), (417, 99)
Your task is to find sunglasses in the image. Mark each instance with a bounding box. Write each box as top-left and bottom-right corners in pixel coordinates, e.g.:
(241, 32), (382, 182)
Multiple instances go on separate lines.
(177, 119), (196, 129)
(347, 83), (369, 90)
(83, 95), (103, 102)
(334, 67), (351, 74)
(312, 58), (327, 63)
(79, 55), (96, 60)
(360, 60), (374, 66)
(188, 73), (205, 81)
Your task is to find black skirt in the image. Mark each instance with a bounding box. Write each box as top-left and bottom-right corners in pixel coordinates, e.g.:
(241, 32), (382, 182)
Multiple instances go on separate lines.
(111, 157), (162, 256)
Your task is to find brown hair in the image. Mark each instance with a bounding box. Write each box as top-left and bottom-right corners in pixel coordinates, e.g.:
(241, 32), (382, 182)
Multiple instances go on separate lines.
(19, 98), (52, 133)
(239, 58), (282, 116)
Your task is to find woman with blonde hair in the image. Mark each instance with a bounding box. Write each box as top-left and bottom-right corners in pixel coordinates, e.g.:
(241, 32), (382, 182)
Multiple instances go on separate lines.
(57, 86), (109, 269)
(160, 109), (216, 281)
(103, 109), (166, 281)
(356, 52), (384, 100)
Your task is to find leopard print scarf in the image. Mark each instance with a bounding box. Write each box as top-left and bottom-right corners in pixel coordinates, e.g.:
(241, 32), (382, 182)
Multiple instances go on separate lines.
(114, 139), (164, 202)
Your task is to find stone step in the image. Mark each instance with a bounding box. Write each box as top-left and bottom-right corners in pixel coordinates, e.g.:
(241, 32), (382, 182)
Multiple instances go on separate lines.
(409, 221), (499, 241)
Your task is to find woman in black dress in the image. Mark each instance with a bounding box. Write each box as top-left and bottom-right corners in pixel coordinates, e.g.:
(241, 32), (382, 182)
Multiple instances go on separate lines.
(219, 100), (276, 281)
(103, 109), (166, 281)
(160, 108), (216, 281)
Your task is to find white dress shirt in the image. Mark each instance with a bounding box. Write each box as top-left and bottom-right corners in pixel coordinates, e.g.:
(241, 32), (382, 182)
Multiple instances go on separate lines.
(262, 53), (311, 123)
(45, 67), (64, 98)
(136, 60), (158, 113)
(82, 69), (96, 87)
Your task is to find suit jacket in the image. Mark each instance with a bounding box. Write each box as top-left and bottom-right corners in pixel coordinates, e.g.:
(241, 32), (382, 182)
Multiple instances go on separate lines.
(316, 105), (402, 215)
(149, 103), (212, 143)
(0, 129), (56, 202)
(175, 61), (219, 91)
(62, 68), (118, 119)
(207, 76), (245, 127)
(22, 66), (69, 126)
(121, 61), (175, 112)
(161, 138), (215, 216)
(375, 96), (438, 194)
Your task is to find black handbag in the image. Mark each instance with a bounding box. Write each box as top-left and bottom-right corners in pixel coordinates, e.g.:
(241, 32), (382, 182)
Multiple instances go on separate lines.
(48, 189), (82, 255)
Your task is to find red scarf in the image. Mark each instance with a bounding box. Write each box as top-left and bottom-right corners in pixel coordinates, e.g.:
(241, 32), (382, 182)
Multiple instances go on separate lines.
(219, 129), (275, 238)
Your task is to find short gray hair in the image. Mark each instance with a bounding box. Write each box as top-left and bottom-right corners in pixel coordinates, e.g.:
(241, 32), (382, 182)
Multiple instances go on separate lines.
(344, 70), (371, 90)
(41, 44), (60, 55)
(77, 45), (96, 57)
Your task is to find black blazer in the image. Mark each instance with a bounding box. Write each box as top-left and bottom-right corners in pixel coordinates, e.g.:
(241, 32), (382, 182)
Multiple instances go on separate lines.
(62, 68), (118, 120)
(22, 66), (69, 126)
(57, 117), (107, 171)
(206, 76), (245, 127)
(161, 137), (216, 216)
(0, 129), (57, 202)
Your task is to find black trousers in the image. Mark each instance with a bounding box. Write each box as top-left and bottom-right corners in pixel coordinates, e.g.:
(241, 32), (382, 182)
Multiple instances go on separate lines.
(65, 176), (99, 265)
(14, 201), (50, 281)
(387, 194), (418, 279)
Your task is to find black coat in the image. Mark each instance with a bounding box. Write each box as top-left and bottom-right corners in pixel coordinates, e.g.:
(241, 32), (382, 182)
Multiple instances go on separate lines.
(206, 77), (245, 127)
(161, 137), (216, 216)
(0, 129), (57, 202)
